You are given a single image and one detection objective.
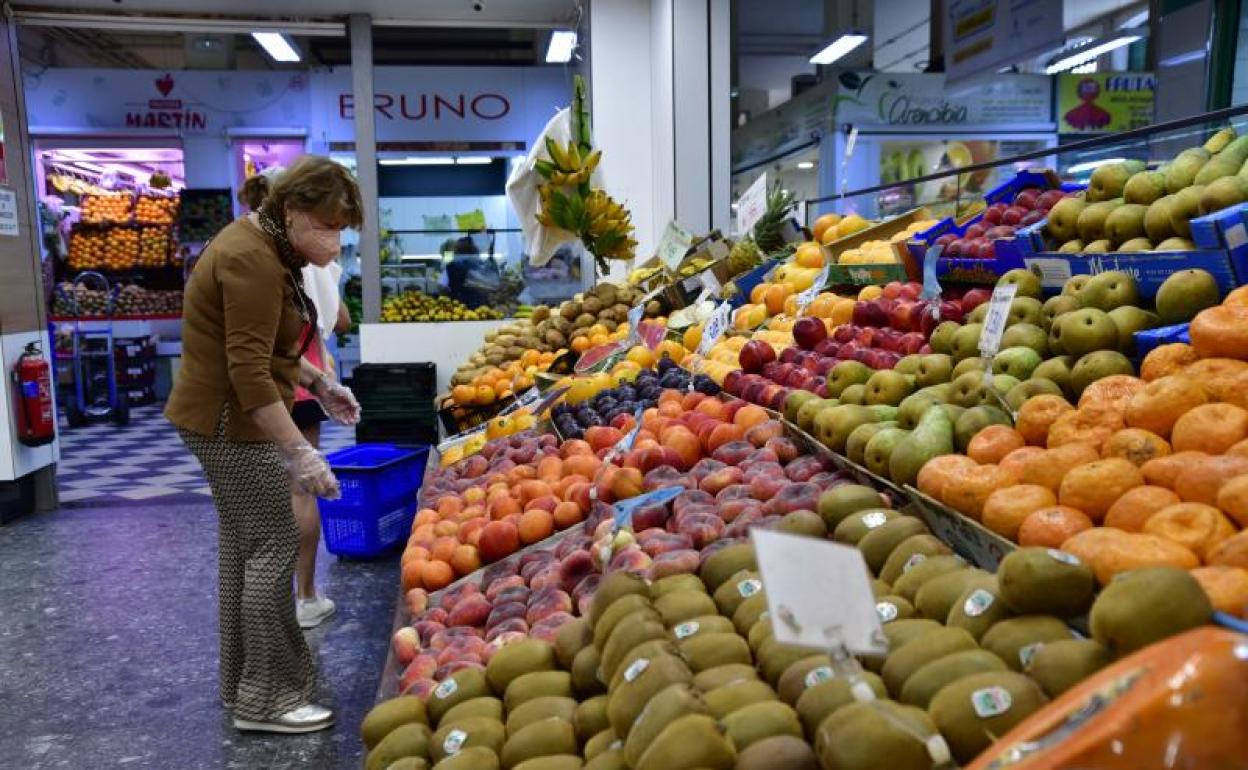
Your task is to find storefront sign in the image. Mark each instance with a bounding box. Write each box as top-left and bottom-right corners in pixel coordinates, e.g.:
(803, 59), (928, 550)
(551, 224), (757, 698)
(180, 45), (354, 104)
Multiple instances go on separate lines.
(1057, 73), (1156, 133)
(833, 72), (1052, 128)
(943, 0), (1064, 83)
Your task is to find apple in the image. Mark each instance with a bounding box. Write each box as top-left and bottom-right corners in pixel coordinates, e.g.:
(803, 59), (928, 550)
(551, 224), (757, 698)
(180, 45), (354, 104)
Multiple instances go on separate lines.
(890, 300), (916, 332)
(723, 369), (744, 395)
(919, 344), (932, 353)
(854, 327), (877, 347)
(1036, 189), (1065, 210)
(964, 223), (987, 240)
(882, 281), (905, 300)
(800, 354), (822, 373)
(810, 376), (826, 394)
(793, 316), (828, 350)
(969, 238), (995, 259)
(961, 288), (991, 313)
(934, 233), (957, 248)
(814, 338), (841, 356)
(852, 301), (890, 328)
(741, 380), (768, 405)
(836, 342), (860, 360)
(1020, 209), (1045, 226)
(899, 332), (927, 354)
(853, 347), (873, 364)
(982, 203), (1007, 225)
(875, 328), (903, 352)
(739, 339), (776, 373)
(761, 361), (782, 381)
(946, 238), (967, 258)
(938, 299), (965, 324)
(778, 346), (802, 364)
(784, 367), (810, 388)
(767, 387), (791, 412)
(611, 412), (634, 430)
(815, 356), (838, 376)
(1013, 189), (1039, 210)
(832, 324), (858, 344)
(899, 282), (923, 301)
(1001, 206), (1025, 226)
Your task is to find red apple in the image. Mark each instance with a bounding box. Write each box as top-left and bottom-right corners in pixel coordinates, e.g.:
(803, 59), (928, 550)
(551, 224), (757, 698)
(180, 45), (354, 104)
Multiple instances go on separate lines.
(934, 233), (957, 248)
(1001, 206), (1025, 226)
(723, 369), (744, 395)
(1036, 189), (1065, 210)
(899, 332), (927, 354)
(969, 238), (995, 259)
(814, 338), (840, 356)
(982, 203), (1007, 225)
(890, 300), (916, 332)
(815, 357), (837, 376)
(1020, 209), (1045, 226)
(793, 316), (828, 350)
(767, 387), (791, 412)
(832, 324), (858, 344)
(836, 342), (860, 360)
(852, 301), (889, 328)
(854, 327), (877, 347)
(1013, 189), (1039, 210)
(882, 281), (905, 300)
(964, 223), (987, 240)
(739, 340), (776, 374)
(778, 346), (802, 364)
(945, 238), (967, 258)
(899, 282), (923, 301)
(761, 361), (782, 381)
(985, 225), (1017, 240)
(960, 288), (991, 313)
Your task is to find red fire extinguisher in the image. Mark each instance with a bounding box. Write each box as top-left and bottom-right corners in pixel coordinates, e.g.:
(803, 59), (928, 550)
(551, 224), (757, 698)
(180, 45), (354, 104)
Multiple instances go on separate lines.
(13, 341), (55, 447)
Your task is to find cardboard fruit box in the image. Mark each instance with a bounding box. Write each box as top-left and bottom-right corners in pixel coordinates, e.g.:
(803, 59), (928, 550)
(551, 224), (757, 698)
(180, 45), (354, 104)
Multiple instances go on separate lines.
(822, 207), (931, 285)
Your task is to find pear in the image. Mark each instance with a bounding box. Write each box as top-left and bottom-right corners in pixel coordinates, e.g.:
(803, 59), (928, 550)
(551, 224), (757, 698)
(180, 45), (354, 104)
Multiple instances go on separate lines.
(1155, 237), (1195, 250)
(915, 354), (954, 388)
(1000, 322), (1048, 355)
(1008, 297), (1044, 327)
(1167, 186), (1206, 238)
(1055, 308), (1119, 355)
(864, 427), (910, 478)
(1076, 199), (1122, 242)
(1164, 148), (1211, 193)
(1070, 351), (1135, 397)
(888, 405), (955, 486)
(1046, 197), (1086, 243)
(992, 346), (1043, 380)
(949, 323), (983, 361)
(1004, 378), (1064, 411)
(997, 268), (1042, 299)
(1041, 295), (1080, 329)
(1198, 175), (1248, 215)
(1084, 239), (1112, 253)
(897, 392), (945, 431)
(954, 406), (1012, 451)
(814, 405), (876, 453)
(1155, 268), (1221, 324)
(1107, 306), (1158, 353)
(1077, 271), (1140, 312)
(1193, 136), (1248, 185)
(1204, 127), (1237, 153)
(928, 321), (960, 355)
(1123, 171), (1166, 205)
(1143, 196), (1175, 242)
(1058, 239), (1085, 253)
(951, 356), (987, 381)
(1104, 204), (1148, 246)
(1116, 237), (1153, 252)
(1087, 162), (1139, 202)
(1032, 356), (1076, 398)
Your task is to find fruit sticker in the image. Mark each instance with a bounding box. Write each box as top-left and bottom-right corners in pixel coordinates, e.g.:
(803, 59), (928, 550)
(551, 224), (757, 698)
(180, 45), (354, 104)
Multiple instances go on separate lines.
(903, 553), (927, 573)
(862, 511), (889, 529)
(623, 657), (650, 683)
(805, 666), (834, 688)
(876, 601), (899, 623)
(1047, 548), (1082, 566)
(673, 621), (700, 640)
(737, 578), (763, 598)
(434, 678), (458, 699)
(1019, 642), (1044, 669)
(442, 729), (467, 755)
(971, 686), (1013, 719)
(963, 588), (995, 617)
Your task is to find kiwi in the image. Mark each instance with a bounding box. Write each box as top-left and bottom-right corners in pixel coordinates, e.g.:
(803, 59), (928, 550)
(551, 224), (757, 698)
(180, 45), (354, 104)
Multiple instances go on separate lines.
(430, 747), (500, 770)
(997, 547), (1096, 618)
(734, 735), (819, 770)
(582, 750), (624, 770)
(582, 729), (618, 762)
(430, 716), (505, 764)
(504, 697), (577, 737)
(928, 671), (1049, 763)
(428, 667), (492, 726)
(573, 696), (609, 745)
(362, 695), (428, 749)
(487, 639), (557, 695)
(654, 590), (719, 627)
(732, 594), (770, 635)
(605, 652), (693, 737)
(945, 580), (1014, 641)
(858, 517), (931, 574)
(600, 615), (667, 682)
(795, 671), (888, 738)
(898, 649), (1008, 708)
(512, 757), (583, 770)
(1026, 638), (1112, 698)
(703, 677), (778, 719)
(669, 614), (736, 642)
(441, 697), (504, 727)
(1089, 566), (1213, 657)
(980, 616), (1075, 672)
(891, 554), (967, 602)
(915, 568), (993, 621)
(570, 644), (606, 698)
(553, 618), (591, 669)
(504, 672), (574, 714)
(776, 655), (833, 705)
(365, 723), (432, 770)
(758, 636), (821, 686)
(814, 699), (939, 770)
(873, 595), (916, 625)
(878, 534), (953, 585)
(634, 714), (737, 770)
(880, 626), (979, 696)
(692, 663), (759, 692)
(592, 595), (654, 648)
(499, 717), (578, 770)
(650, 574), (707, 599)
(621, 684), (709, 768)
(678, 632), (753, 673)
(833, 508), (900, 545)
(719, 700), (803, 751)
(713, 570), (764, 617)
(589, 571), (650, 627)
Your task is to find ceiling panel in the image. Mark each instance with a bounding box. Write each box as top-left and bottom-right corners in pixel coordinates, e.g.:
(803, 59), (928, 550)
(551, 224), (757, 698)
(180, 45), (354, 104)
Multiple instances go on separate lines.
(14, 0), (578, 25)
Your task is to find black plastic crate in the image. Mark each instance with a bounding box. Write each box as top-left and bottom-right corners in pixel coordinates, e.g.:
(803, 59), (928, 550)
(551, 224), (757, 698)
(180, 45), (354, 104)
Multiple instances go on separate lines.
(351, 363), (437, 400)
(355, 417), (438, 446)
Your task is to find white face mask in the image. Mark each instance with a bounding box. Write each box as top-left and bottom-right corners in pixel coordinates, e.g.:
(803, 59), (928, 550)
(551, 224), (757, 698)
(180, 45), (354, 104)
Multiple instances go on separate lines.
(287, 210), (342, 265)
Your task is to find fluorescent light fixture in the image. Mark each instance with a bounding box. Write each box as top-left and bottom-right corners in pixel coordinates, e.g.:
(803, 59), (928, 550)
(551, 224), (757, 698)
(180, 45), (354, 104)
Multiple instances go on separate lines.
(455, 157), (494, 165)
(546, 30), (577, 63)
(251, 32), (301, 63)
(797, 161), (815, 170)
(1119, 9), (1149, 29)
(1045, 36), (1139, 74)
(379, 156), (454, 166)
(1160, 49), (1205, 67)
(810, 33), (868, 65)
(1070, 61), (1098, 74)
(1066, 157), (1126, 174)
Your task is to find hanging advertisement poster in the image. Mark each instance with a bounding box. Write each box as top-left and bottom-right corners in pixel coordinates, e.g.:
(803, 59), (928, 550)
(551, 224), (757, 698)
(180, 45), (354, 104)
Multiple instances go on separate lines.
(1057, 72), (1156, 133)
(943, 0), (1064, 83)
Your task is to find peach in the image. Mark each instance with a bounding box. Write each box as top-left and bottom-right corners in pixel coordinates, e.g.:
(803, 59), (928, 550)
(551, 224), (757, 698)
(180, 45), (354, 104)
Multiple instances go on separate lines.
(414, 508), (439, 528)
(712, 440), (755, 466)
(661, 427), (702, 470)
(447, 594), (492, 627)
(485, 625), (528, 645)
(744, 461), (785, 482)
(434, 660), (485, 681)
(524, 494), (559, 513)
(743, 419), (784, 448)
(763, 481), (821, 516)
(412, 619), (445, 646)
(433, 519), (460, 538)
(536, 455), (563, 482)
(450, 544), (481, 576)
(483, 574), (525, 601)
(459, 518), (486, 547)
(560, 439), (594, 458)
(630, 499), (673, 531)
(700, 465), (745, 495)
(421, 560), (455, 591)
(682, 391), (709, 411)
(462, 486), (486, 505)
(404, 588), (429, 617)
(750, 472), (789, 500)
(765, 436), (800, 463)
(430, 536), (458, 563)
(552, 501), (584, 529)
(676, 511), (727, 548)
(606, 545), (654, 575)
(564, 481), (593, 512)
(610, 466), (645, 501)
(526, 587), (574, 626)
(657, 400), (684, 419)
(517, 509), (555, 545)
(437, 496), (464, 518)
(516, 479), (553, 506)
(784, 455), (825, 483)
(486, 601), (527, 630)
(487, 494), (521, 521)
(647, 549), (702, 580)
(720, 497), (763, 523)
(640, 532), (695, 556)
(479, 521), (520, 562)
(643, 465), (690, 492)
(747, 447), (782, 466)
(392, 626), (420, 666)
(530, 613), (575, 643)
(586, 425), (625, 453)
(734, 404), (770, 430)
(706, 423), (746, 454)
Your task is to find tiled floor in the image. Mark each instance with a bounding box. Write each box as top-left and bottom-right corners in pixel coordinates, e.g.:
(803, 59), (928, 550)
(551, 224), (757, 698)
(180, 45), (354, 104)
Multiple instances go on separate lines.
(55, 405), (356, 505)
(0, 404), (399, 769)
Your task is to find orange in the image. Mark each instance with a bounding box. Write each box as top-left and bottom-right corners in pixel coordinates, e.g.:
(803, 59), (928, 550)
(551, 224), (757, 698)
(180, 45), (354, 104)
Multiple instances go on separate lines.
(794, 241), (826, 268)
(1140, 343), (1200, 381)
(625, 345), (655, 369)
(1047, 406), (1124, 449)
(571, 336), (590, 353)
(655, 340), (687, 363)
(474, 385), (496, 405)
(830, 299), (855, 326)
(401, 559), (426, 592)
(449, 544), (481, 576)
(589, 333), (609, 347)
(1015, 395), (1074, 446)
(451, 384), (476, 404)
(982, 484), (1059, 541)
(1215, 475), (1248, 528)
(1170, 403), (1248, 454)
(1224, 285), (1248, 307)
(812, 213), (842, 242)
(1057, 457), (1144, 522)
(1190, 304), (1248, 359)
(1209, 531), (1248, 568)
(1141, 451), (1210, 489)
(1019, 442), (1100, 493)
(1190, 566), (1248, 616)
(1124, 375), (1207, 438)
(750, 282), (770, 305)
(1089, 532), (1200, 585)
(1077, 375), (1145, 416)
(1173, 455), (1248, 506)
(999, 446), (1045, 478)
(1100, 428), (1171, 466)
(916, 454), (979, 502)
(764, 284), (792, 316)
(1143, 502), (1237, 562)
(1017, 506), (1094, 548)
(967, 425), (1026, 465)
(682, 325), (703, 352)
(420, 560), (455, 591)
(943, 464), (1013, 520)
(1103, 485), (1182, 531)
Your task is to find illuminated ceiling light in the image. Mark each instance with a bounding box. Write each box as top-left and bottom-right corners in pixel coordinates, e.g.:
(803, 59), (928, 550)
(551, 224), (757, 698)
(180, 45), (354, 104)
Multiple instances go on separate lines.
(455, 157), (493, 165)
(1160, 49), (1206, 67)
(251, 32), (301, 63)
(810, 33), (869, 65)
(546, 30), (577, 63)
(379, 156), (454, 166)
(1119, 9), (1149, 29)
(1045, 36), (1139, 74)
(1066, 157), (1126, 174)
(797, 161), (815, 170)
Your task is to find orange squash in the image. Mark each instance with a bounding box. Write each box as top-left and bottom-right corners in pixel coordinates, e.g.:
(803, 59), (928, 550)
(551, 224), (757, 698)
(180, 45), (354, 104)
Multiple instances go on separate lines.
(965, 628), (1248, 770)
(1190, 303), (1248, 360)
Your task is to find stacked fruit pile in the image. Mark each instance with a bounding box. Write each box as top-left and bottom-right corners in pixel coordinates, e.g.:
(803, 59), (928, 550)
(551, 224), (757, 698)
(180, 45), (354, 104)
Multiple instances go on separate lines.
(382, 292), (506, 323)
(937, 188), (1068, 260)
(114, 284), (182, 315)
(67, 227), (142, 270)
(136, 227), (171, 267)
(80, 193), (131, 224)
(835, 218), (939, 265)
(1046, 128), (1248, 253)
(134, 193), (178, 225)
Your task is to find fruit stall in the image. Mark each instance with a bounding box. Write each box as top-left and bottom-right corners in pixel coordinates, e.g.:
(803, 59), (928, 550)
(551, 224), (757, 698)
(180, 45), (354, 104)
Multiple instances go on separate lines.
(353, 119), (1248, 770)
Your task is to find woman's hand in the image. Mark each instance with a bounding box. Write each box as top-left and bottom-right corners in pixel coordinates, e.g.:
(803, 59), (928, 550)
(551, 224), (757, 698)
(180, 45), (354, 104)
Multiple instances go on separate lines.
(278, 439), (341, 499)
(312, 376), (362, 425)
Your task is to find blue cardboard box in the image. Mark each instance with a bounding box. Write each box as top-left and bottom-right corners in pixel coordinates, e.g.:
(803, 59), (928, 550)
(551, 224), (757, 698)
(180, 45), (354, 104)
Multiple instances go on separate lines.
(1022, 249), (1240, 298)
(1190, 203), (1248, 284)
(1134, 323), (1191, 357)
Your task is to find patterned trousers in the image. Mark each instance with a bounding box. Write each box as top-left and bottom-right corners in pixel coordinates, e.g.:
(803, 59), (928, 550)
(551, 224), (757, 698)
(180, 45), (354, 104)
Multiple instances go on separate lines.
(179, 410), (315, 721)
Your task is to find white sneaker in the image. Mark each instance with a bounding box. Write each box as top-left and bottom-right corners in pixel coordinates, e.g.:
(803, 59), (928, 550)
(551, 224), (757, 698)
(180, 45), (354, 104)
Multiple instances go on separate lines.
(234, 704), (334, 734)
(296, 596), (336, 629)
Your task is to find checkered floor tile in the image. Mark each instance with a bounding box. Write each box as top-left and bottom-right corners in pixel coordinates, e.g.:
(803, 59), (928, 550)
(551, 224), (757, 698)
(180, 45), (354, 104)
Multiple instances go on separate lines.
(56, 404), (357, 506)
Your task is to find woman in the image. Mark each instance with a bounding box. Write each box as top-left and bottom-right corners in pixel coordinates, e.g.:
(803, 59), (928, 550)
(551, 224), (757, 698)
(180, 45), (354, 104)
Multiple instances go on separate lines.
(167, 155), (362, 734)
(240, 169), (352, 630)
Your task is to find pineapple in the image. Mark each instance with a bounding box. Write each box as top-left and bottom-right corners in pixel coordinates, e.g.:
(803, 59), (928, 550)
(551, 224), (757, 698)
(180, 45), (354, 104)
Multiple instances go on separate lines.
(751, 185), (796, 253)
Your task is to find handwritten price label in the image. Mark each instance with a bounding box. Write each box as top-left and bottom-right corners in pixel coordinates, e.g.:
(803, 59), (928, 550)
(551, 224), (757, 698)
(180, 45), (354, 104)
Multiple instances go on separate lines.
(978, 283), (1017, 361)
(697, 301), (732, 358)
(657, 220), (695, 270)
(737, 173), (768, 236)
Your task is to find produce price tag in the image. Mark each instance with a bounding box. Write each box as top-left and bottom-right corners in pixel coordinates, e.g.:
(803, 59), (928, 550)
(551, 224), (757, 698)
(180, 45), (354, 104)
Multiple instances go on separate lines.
(605, 405), (646, 462)
(737, 172), (769, 236)
(697, 301), (732, 358)
(437, 423), (487, 455)
(625, 303), (645, 346)
(977, 283), (1018, 361)
(920, 244), (944, 301)
(796, 265), (830, 314)
(657, 219), (695, 270)
(612, 486), (682, 531)
(700, 270), (722, 298)
(751, 529), (888, 655)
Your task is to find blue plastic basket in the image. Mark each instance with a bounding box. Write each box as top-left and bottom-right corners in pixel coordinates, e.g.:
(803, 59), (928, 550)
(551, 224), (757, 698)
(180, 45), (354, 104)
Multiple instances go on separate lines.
(318, 444), (430, 558)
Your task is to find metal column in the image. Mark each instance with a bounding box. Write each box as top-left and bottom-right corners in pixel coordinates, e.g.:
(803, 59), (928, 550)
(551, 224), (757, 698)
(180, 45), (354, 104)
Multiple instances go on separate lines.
(350, 14), (382, 324)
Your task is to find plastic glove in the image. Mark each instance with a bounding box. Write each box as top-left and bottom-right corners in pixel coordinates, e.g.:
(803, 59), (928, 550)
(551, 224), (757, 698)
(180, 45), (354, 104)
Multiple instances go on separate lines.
(312, 377), (362, 425)
(279, 439), (341, 499)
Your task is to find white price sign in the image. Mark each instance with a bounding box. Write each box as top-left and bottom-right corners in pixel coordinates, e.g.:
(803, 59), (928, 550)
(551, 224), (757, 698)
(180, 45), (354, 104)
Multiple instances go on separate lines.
(796, 265), (830, 314)
(751, 529), (887, 655)
(657, 220), (695, 270)
(696, 301), (732, 358)
(737, 172), (768, 236)
(978, 283), (1018, 360)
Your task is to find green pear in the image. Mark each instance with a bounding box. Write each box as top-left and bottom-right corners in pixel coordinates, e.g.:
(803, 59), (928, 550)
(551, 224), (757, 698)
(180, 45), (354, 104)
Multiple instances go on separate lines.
(1088, 163), (1138, 202)
(1204, 127), (1236, 153)
(928, 321), (960, 354)
(796, 397), (840, 433)
(1033, 356), (1076, 398)
(1193, 137), (1248, 185)
(915, 354), (954, 387)
(867, 405), (899, 423)
(826, 361), (872, 398)
(1143, 196), (1176, 242)
(814, 404), (876, 452)
(938, 403), (967, 425)
(1076, 200), (1122, 242)
(1155, 268), (1221, 325)
(951, 356), (987, 380)
(991, 374), (1021, 396)
(888, 405), (955, 486)
(1001, 323), (1048, 355)
(1198, 175), (1248, 215)
(998, 269), (1043, 299)
(1123, 171), (1167, 205)
(1005, 378), (1065, 411)
(865, 427), (911, 477)
(1070, 351), (1135, 398)
(1042, 295), (1080, 329)
(1084, 239), (1112, 253)
(840, 384), (866, 405)
(1104, 204), (1148, 246)
(846, 421), (897, 466)
(783, 390), (820, 424)
(918, 383), (953, 401)
(1008, 297), (1044, 328)
(1164, 148), (1210, 193)
(949, 371), (990, 408)
(1047, 316), (1068, 355)
(897, 391), (945, 430)
(1168, 186), (1206, 237)
(865, 370), (915, 407)
(967, 303), (989, 324)
(1058, 239), (1085, 253)
(950, 323), (983, 361)
(1055, 308), (1119, 355)
(894, 355), (923, 376)
(1046, 197), (1087, 243)
(955, 405), (1013, 451)
(1116, 237), (1153, 252)
(1155, 236), (1195, 250)
(1107, 306), (1159, 354)
(992, 346), (1043, 380)
(1077, 271), (1140, 311)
